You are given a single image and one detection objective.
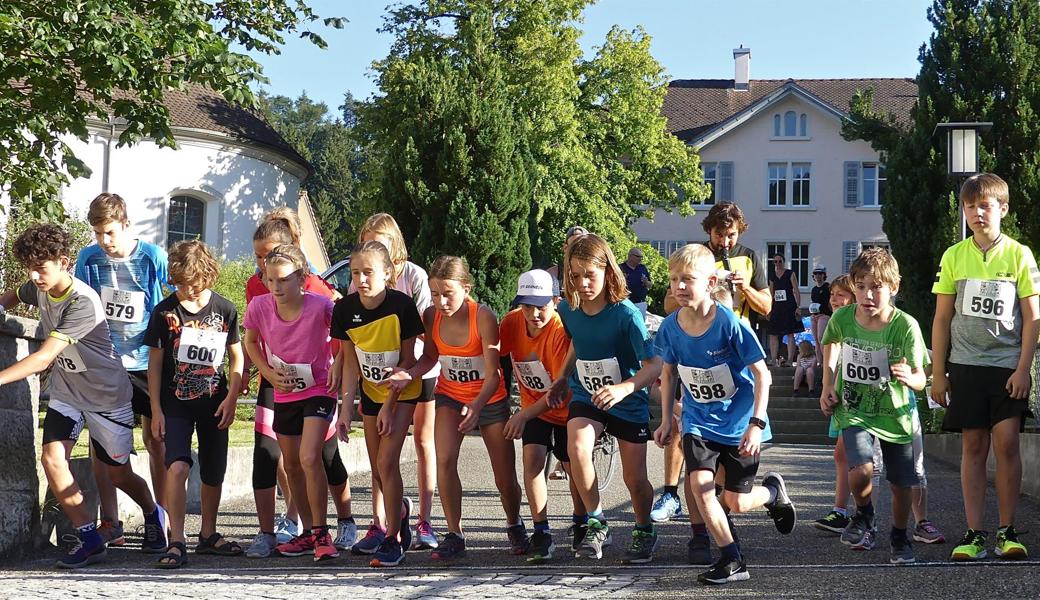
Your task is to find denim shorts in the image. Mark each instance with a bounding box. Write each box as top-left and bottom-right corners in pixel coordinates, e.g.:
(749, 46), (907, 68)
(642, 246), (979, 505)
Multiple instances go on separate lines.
(842, 426), (918, 488)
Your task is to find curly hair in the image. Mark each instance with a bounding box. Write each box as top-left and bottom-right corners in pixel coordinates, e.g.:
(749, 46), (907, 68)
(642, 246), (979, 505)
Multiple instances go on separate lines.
(168, 240), (220, 289)
(13, 223), (72, 267)
(701, 202), (749, 235)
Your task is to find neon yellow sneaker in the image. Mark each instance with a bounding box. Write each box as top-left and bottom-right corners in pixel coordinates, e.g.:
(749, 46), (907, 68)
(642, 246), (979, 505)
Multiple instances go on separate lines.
(951, 529), (987, 561)
(995, 526), (1028, 560)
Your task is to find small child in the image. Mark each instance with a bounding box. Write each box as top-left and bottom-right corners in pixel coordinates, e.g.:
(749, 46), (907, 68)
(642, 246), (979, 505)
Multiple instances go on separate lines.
(146, 240), (244, 567)
(653, 244), (795, 584)
(792, 340), (816, 395)
(820, 248), (928, 565)
(501, 269), (585, 563)
(0, 223), (167, 568)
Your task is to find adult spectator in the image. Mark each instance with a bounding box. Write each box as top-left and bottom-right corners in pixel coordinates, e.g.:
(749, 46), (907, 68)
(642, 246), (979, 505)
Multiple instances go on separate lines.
(809, 265), (831, 367)
(621, 246), (651, 320)
(768, 254), (802, 367)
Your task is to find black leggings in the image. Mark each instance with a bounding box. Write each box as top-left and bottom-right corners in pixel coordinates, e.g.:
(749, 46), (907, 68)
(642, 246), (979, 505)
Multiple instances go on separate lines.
(163, 395), (228, 487)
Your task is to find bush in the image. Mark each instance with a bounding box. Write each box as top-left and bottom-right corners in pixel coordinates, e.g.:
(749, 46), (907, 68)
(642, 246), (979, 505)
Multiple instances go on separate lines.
(211, 257), (254, 324)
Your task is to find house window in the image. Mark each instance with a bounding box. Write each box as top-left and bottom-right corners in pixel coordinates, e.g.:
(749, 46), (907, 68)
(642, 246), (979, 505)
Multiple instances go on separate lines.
(773, 115), (781, 137)
(792, 163), (811, 206)
(702, 162), (717, 205)
(646, 240), (686, 258)
(799, 114), (807, 137)
(768, 163), (787, 206)
(790, 243), (809, 287)
(167, 195), (205, 246)
(784, 111), (797, 136)
(843, 241), (891, 273)
(862, 163), (887, 206)
(767, 243), (786, 262)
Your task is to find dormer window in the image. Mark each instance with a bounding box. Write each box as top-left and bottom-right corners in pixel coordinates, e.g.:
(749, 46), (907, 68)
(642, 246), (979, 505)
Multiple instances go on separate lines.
(772, 112), (808, 139)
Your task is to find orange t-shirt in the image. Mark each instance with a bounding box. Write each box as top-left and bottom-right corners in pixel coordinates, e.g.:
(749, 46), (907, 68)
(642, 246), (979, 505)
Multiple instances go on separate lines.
(432, 300), (507, 405)
(499, 308), (571, 425)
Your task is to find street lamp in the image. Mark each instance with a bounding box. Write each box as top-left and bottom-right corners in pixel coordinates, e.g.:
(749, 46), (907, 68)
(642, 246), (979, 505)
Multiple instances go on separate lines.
(934, 121), (993, 238)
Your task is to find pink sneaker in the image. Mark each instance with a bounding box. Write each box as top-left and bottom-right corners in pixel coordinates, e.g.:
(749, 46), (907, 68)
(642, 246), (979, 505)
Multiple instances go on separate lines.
(276, 532), (316, 557)
(313, 528), (339, 562)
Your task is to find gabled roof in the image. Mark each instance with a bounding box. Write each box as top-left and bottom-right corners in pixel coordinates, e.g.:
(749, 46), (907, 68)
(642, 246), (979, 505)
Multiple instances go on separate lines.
(661, 78), (918, 146)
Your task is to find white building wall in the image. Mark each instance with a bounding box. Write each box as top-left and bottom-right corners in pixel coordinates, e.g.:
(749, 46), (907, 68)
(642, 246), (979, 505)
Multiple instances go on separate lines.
(60, 127), (302, 260)
(635, 93), (888, 295)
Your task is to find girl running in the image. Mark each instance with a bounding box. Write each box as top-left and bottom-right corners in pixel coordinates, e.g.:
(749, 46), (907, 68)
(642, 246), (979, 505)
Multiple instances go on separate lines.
(385, 256), (526, 560)
(243, 245), (339, 561)
(332, 241), (424, 567)
(243, 208), (355, 559)
(547, 233), (662, 563)
(352, 213), (439, 551)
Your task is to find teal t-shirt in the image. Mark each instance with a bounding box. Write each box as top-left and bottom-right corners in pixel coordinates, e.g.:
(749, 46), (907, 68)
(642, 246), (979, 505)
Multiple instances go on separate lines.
(821, 305), (929, 444)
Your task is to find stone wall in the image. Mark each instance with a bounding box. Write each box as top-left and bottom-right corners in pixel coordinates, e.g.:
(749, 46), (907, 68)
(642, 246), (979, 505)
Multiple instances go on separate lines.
(0, 314), (45, 559)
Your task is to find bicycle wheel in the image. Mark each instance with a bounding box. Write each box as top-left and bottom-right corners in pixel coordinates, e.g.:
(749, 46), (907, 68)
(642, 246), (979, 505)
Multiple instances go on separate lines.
(592, 433), (619, 491)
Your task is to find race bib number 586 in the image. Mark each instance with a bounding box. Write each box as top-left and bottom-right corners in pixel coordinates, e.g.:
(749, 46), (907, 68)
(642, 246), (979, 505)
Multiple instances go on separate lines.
(576, 358), (623, 394)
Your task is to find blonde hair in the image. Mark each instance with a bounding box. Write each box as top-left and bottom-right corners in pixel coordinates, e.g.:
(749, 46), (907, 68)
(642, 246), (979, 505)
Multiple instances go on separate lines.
(254, 206), (302, 247)
(798, 340), (814, 359)
(668, 243), (715, 276)
(849, 247), (901, 290)
(168, 240), (220, 289)
(564, 234), (628, 307)
(351, 240), (399, 287)
(710, 282), (733, 307)
(960, 173), (1009, 206)
(87, 193), (129, 226)
(830, 274), (854, 298)
(358, 213), (408, 273)
(264, 244), (307, 274)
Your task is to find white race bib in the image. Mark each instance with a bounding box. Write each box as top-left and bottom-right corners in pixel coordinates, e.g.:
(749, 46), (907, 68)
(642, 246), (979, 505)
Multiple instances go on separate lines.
(576, 357), (623, 394)
(841, 345), (890, 385)
(677, 363), (737, 403)
(177, 327), (227, 367)
(266, 351), (316, 392)
(439, 354), (487, 383)
(100, 286), (145, 323)
(774, 289), (787, 302)
(809, 302), (821, 314)
(962, 279), (1016, 321)
(56, 344), (87, 373)
(356, 348), (399, 383)
(514, 359), (552, 392)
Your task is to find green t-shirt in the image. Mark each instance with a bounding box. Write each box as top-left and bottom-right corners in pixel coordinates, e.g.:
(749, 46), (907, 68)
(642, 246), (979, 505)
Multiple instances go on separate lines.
(932, 236), (1040, 369)
(822, 305), (929, 444)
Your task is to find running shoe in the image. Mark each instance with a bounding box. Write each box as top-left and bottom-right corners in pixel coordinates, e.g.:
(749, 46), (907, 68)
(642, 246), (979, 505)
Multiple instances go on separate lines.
(313, 528), (339, 562)
(246, 532), (278, 558)
(687, 536), (712, 565)
(276, 531), (316, 557)
(576, 518), (611, 559)
(334, 518), (358, 550)
(912, 520), (945, 544)
(351, 524), (386, 555)
(274, 514), (299, 544)
(56, 534), (107, 569)
(762, 472), (796, 534)
(568, 522), (587, 552)
(97, 519), (125, 547)
(142, 505), (168, 553)
(951, 529), (988, 561)
(526, 530), (555, 563)
(649, 491), (682, 523)
(412, 519), (439, 550)
(813, 510), (850, 534)
(890, 531), (915, 564)
(995, 525), (1027, 560)
(548, 462), (568, 480)
(697, 556), (750, 585)
(622, 527), (659, 564)
(431, 532), (467, 560)
(399, 498), (413, 552)
(370, 537), (405, 567)
(507, 522), (530, 555)
(841, 512), (876, 550)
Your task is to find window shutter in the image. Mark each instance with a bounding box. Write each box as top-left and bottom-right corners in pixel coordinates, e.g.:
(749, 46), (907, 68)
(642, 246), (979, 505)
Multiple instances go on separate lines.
(842, 241), (861, 273)
(718, 162), (734, 202)
(844, 161), (861, 207)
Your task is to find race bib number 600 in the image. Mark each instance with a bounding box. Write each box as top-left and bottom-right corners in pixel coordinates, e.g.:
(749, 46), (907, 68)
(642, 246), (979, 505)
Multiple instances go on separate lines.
(576, 357), (623, 394)
(177, 327), (227, 367)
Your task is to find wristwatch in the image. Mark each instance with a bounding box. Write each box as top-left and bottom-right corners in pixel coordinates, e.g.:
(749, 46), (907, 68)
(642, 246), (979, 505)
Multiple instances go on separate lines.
(748, 417), (767, 430)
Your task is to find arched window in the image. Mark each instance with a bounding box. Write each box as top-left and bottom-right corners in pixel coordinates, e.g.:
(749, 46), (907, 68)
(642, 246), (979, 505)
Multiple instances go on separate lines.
(784, 111), (797, 136)
(799, 113), (807, 136)
(773, 114), (781, 137)
(167, 195), (205, 246)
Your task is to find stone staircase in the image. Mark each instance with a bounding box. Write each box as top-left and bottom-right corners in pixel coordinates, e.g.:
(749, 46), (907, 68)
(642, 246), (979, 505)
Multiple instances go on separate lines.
(766, 366), (834, 445)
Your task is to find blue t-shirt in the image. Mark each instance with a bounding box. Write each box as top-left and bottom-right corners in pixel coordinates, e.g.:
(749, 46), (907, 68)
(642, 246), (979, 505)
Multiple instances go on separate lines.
(558, 298), (652, 423)
(621, 262), (651, 303)
(653, 302), (771, 445)
(75, 241), (169, 371)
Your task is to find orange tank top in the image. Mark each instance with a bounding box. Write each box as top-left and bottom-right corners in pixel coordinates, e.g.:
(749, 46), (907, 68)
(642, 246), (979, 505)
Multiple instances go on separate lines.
(433, 300), (507, 404)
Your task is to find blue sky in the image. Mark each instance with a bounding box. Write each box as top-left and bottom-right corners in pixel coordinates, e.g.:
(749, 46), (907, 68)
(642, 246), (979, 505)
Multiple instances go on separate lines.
(252, 1), (935, 114)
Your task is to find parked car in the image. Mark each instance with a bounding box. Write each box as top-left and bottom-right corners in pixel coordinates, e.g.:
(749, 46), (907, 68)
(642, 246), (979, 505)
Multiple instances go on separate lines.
(321, 258), (351, 296)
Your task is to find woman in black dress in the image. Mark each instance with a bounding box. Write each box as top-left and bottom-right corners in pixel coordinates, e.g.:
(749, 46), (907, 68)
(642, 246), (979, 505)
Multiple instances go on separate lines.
(768, 254), (802, 367)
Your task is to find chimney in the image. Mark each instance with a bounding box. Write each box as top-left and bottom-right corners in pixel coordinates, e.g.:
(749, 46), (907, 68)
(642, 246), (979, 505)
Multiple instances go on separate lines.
(733, 46), (751, 91)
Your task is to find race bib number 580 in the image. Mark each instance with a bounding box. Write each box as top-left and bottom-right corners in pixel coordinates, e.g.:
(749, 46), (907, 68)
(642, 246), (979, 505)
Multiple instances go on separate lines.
(439, 355), (487, 383)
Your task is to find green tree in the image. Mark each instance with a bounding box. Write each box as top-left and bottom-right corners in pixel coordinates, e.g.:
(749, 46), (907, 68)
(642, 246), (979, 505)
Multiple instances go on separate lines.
(262, 92), (363, 260)
(1, 0), (343, 220)
(842, 0), (1039, 331)
(365, 0), (708, 310)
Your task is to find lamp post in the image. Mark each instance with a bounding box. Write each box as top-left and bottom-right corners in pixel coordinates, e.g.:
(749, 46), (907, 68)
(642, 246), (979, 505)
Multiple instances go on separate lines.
(934, 121), (993, 239)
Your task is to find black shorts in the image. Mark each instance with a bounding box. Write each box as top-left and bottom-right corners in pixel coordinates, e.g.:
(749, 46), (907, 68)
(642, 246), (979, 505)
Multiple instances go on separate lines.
(568, 401), (650, 444)
(162, 395), (228, 486)
(420, 377), (436, 402)
(522, 417), (569, 462)
(943, 362), (1033, 431)
(359, 387), (419, 417)
(273, 396), (337, 436)
(128, 370), (152, 419)
(683, 433), (760, 493)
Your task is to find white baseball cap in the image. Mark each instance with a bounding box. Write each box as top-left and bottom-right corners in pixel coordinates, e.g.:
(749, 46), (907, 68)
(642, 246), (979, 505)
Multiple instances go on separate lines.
(514, 269), (555, 306)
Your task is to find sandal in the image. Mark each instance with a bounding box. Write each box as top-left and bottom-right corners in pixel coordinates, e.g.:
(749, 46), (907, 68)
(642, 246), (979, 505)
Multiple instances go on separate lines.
(195, 532), (243, 556)
(156, 541), (188, 569)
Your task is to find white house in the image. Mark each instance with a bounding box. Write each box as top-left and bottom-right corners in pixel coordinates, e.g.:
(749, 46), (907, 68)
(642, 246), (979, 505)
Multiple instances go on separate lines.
(55, 84), (330, 270)
(635, 48), (917, 300)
